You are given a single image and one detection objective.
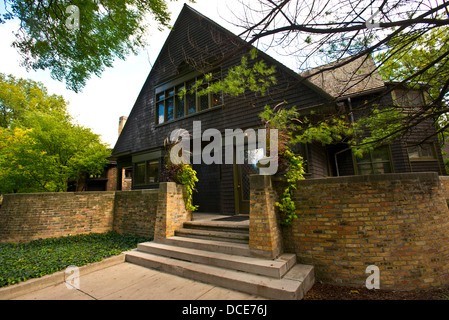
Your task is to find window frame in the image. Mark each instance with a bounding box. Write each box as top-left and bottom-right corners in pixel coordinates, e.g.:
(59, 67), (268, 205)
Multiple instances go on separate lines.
(391, 89), (426, 116)
(354, 145), (394, 175)
(155, 68), (223, 125)
(133, 159), (160, 187)
(407, 142), (438, 162)
(392, 89), (424, 108)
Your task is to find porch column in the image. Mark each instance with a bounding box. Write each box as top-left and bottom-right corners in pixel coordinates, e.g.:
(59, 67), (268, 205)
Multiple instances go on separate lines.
(249, 175), (283, 259)
(154, 182), (191, 241)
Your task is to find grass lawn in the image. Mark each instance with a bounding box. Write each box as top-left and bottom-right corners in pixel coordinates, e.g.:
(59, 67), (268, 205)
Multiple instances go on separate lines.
(0, 231), (151, 287)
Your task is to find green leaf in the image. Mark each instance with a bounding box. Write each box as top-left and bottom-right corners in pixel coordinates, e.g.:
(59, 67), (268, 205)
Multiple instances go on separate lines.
(0, 74), (110, 193)
(4, 0), (178, 92)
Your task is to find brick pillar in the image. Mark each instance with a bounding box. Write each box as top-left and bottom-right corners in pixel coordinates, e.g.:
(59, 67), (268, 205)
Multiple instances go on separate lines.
(249, 175), (283, 259)
(154, 182), (192, 241)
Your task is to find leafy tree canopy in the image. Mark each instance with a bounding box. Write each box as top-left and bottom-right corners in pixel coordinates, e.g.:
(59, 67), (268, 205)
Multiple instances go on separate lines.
(0, 73), (110, 193)
(376, 26), (449, 105)
(0, 73), (67, 128)
(1, 0), (192, 92)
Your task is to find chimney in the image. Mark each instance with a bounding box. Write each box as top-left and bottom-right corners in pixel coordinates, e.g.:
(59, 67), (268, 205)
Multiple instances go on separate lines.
(118, 116), (128, 136)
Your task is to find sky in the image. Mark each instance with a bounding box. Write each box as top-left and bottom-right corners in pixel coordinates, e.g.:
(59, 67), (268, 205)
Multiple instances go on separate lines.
(0, 0), (260, 148)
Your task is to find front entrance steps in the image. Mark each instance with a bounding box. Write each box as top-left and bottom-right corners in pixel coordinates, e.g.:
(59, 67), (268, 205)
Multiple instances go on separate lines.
(135, 242), (296, 279)
(175, 215), (250, 244)
(175, 228), (249, 244)
(125, 213), (315, 300)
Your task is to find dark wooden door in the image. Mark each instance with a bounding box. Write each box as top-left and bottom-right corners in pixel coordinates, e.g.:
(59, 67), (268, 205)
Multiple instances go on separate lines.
(192, 163), (221, 213)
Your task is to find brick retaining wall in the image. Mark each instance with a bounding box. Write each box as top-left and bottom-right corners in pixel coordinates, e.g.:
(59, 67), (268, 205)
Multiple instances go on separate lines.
(0, 184), (183, 243)
(113, 190), (159, 239)
(0, 192), (115, 243)
(0, 189), (174, 243)
(274, 172), (449, 290)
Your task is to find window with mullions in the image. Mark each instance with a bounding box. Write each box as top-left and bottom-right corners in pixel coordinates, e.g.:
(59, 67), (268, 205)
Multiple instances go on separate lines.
(155, 69), (223, 124)
(133, 160), (160, 186)
(392, 89), (424, 108)
(156, 89), (174, 124)
(407, 143), (437, 161)
(355, 145), (392, 175)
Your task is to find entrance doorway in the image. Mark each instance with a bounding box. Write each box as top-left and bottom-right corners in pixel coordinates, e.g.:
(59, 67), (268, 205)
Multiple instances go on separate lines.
(234, 148), (262, 215)
(192, 163), (221, 213)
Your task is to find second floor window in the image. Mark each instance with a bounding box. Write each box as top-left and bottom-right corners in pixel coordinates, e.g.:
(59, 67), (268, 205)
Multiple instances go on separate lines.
(156, 69), (223, 124)
(407, 143), (437, 161)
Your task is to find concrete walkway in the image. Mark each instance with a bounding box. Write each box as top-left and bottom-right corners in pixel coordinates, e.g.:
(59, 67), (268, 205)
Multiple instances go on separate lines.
(6, 261), (266, 300)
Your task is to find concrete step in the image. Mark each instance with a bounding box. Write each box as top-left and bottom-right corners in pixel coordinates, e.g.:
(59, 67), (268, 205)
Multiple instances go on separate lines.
(183, 219), (249, 234)
(137, 242), (296, 279)
(125, 250), (315, 300)
(175, 228), (249, 244)
(158, 236), (252, 257)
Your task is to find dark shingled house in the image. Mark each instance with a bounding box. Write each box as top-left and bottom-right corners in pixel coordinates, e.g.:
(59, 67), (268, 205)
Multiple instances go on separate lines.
(111, 4), (445, 215)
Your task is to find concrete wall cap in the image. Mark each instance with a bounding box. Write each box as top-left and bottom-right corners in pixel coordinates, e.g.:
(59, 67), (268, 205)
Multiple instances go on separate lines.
(290, 172), (440, 187)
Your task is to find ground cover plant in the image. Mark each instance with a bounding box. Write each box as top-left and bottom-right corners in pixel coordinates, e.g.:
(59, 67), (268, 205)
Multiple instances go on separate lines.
(0, 231), (150, 287)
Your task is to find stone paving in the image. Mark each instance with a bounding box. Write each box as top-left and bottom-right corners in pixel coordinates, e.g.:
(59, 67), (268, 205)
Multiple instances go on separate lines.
(10, 262), (265, 300)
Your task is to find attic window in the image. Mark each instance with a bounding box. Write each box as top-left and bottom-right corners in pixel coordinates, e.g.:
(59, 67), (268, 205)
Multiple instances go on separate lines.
(155, 69), (223, 125)
(392, 89), (424, 109)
